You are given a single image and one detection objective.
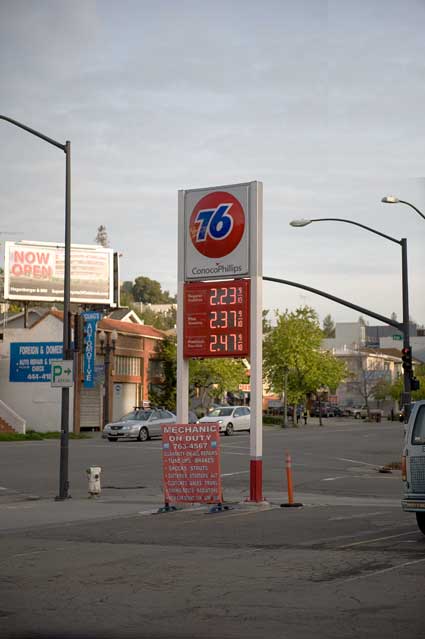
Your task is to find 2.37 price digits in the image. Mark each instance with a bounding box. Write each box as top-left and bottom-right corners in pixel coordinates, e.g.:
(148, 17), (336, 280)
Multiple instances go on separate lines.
(209, 310), (239, 329)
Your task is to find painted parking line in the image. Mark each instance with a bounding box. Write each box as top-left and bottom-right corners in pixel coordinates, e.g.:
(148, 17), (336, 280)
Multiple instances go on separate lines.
(337, 529), (418, 549)
(341, 556), (425, 583)
(221, 470), (250, 477)
(336, 457), (378, 467)
(329, 511), (392, 521)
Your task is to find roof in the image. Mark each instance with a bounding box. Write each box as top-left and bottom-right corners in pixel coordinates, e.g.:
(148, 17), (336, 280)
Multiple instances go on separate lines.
(98, 317), (167, 340)
(107, 308), (143, 324)
(29, 309), (166, 340)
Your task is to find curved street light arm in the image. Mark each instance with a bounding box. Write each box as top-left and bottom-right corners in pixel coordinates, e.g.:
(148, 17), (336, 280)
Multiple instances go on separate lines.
(398, 200), (425, 221)
(309, 218), (401, 245)
(0, 115), (66, 152)
(263, 276), (404, 332)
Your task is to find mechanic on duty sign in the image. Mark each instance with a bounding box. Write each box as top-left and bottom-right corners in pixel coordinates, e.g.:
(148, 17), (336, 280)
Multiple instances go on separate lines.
(184, 183), (251, 281)
(161, 423), (221, 504)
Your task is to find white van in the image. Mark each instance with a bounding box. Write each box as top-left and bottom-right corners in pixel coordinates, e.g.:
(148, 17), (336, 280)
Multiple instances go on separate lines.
(401, 400), (425, 534)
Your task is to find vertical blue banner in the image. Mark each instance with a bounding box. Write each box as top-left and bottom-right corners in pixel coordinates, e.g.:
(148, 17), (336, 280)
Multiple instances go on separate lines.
(82, 311), (103, 388)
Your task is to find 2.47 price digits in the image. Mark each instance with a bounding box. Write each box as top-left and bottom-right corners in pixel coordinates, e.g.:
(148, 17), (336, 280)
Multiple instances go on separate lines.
(209, 286), (243, 306)
(210, 333), (243, 353)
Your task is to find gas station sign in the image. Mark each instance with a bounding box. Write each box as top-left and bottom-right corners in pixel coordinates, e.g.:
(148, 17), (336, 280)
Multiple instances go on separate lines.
(184, 279), (250, 358)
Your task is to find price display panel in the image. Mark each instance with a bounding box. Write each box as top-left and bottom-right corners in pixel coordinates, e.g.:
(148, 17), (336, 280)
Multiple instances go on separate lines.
(184, 280), (250, 358)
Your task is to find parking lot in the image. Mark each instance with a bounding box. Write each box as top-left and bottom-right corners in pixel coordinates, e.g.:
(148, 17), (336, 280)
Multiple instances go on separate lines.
(1, 418), (423, 639)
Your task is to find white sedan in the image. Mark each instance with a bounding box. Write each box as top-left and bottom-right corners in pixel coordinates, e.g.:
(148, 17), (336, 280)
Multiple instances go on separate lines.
(198, 406), (251, 435)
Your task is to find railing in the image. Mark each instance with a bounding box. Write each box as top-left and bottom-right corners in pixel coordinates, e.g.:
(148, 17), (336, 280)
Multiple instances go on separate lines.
(0, 400), (26, 434)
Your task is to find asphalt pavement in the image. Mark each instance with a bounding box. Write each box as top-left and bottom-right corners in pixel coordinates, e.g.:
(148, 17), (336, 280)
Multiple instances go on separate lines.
(1, 417), (423, 639)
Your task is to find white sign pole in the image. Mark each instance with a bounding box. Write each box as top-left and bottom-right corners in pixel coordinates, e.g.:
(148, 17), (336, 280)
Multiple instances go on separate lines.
(177, 190), (189, 423)
(249, 182), (263, 501)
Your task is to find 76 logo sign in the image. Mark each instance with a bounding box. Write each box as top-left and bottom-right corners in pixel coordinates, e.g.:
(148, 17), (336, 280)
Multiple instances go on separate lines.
(193, 204), (233, 242)
(189, 191), (245, 259)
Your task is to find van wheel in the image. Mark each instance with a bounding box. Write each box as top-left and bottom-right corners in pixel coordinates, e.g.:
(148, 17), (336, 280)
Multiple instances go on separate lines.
(138, 427), (149, 442)
(355, 413), (361, 419)
(416, 512), (425, 535)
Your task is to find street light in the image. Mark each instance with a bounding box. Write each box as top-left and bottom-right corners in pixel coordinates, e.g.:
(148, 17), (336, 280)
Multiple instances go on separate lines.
(290, 216), (412, 419)
(99, 329), (118, 427)
(381, 196), (425, 221)
(0, 115), (71, 500)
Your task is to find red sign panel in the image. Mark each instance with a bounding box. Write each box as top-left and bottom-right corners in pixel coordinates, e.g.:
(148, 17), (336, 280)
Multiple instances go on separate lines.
(162, 423), (221, 504)
(184, 279), (250, 358)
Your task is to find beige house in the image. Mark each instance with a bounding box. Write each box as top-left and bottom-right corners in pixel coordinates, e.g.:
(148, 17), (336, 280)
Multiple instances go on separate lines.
(326, 346), (403, 411)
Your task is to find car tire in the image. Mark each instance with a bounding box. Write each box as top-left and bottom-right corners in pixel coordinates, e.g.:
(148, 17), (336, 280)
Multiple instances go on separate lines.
(138, 427), (149, 442)
(108, 437), (118, 442)
(225, 423), (234, 436)
(355, 413), (361, 419)
(416, 512), (425, 535)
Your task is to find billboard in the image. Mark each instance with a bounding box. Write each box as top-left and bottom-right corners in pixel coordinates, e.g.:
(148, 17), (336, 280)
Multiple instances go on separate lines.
(4, 241), (115, 305)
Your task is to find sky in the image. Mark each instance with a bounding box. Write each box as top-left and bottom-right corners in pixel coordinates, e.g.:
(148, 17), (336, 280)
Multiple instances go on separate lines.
(1, 0), (425, 327)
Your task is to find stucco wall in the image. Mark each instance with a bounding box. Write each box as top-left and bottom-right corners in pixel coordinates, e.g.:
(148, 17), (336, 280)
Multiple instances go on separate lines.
(0, 314), (74, 432)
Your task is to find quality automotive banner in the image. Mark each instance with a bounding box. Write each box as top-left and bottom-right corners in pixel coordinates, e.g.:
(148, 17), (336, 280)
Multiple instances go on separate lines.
(4, 241), (114, 305)
(161, 423), (221, 504)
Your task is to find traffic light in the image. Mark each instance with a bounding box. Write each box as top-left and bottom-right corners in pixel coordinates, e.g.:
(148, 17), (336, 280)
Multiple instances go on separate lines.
(411, 377), (420, 392)
(401, 346), (412, 372)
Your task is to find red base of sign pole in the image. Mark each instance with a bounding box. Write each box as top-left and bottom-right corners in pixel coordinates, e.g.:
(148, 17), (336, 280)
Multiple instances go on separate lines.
(249, 459), (263, 502)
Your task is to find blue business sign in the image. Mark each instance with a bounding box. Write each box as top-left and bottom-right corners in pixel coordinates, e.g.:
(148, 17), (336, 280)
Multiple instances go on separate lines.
(82, 311), (103, 388)
(10, 342), (64, 382)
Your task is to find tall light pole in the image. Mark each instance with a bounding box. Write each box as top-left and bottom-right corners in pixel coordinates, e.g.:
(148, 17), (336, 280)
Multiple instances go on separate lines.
(290, 217), (412, 419)
(381, 196), (425, 221)
(0, 115), (72, 500)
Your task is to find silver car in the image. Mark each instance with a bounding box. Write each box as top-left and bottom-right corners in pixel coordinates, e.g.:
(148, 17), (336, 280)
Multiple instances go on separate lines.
(102, 408), (176, 442)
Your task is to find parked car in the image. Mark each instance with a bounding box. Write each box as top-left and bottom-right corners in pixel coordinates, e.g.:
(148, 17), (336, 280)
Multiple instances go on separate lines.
(198, 405), (251, 435)
(102, 408), (176, 442)
(401, 401), (425, 534)
(311, 403), (334, 418)
(344, 406), (384, 420)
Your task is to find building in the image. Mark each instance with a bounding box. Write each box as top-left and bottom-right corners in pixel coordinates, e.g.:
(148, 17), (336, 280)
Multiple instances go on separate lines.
(0, 309), (166, 433)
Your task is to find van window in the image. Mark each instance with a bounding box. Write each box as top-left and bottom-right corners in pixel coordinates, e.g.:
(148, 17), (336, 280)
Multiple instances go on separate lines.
(411, 405), (425, 445)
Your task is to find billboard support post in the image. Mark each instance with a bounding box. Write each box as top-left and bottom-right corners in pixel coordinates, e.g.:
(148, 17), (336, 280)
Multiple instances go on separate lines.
(57, 139), (72, 501)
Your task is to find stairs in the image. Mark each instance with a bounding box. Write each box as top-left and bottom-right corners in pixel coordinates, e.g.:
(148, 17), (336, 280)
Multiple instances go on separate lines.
(0, 416), (16, 433)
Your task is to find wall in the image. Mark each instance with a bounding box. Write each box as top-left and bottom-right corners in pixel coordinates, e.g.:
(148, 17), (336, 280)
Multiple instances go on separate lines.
(0, 314), (74, 432)
(380, 336), (425, 364)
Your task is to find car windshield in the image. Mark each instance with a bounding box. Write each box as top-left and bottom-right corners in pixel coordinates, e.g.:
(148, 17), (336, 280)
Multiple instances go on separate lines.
(120, 410), (152, 422)
(209, 408), (233, 417)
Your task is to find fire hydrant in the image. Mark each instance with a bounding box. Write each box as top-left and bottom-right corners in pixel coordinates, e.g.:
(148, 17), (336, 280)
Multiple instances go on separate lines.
(86, 466), (101, 497)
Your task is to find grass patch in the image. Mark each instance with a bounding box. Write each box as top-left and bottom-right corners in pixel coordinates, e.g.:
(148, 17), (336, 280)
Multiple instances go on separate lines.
(0, 430), (91, 442)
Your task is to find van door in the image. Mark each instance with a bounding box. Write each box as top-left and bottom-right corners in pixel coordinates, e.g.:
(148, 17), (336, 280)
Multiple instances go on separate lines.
(405, 403), (425, 498)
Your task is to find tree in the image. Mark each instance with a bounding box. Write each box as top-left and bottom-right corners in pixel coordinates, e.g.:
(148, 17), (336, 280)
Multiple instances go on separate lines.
(189, 358), (247, 414)
(95, 225), (110, 247)
(137, 306), (176, 331)
(263, 306), (347, 413)
(322, 313), (336, 338)
(149, 336), (247, 414)
(132, 276), (176, 304)
(149, 337), (177, 410)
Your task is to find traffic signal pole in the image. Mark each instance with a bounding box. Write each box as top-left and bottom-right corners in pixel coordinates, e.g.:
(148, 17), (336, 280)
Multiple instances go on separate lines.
(401, 238), (412, 421)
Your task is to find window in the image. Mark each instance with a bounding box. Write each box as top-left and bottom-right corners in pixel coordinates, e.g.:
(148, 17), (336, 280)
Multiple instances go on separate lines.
(411, 405), (425, 445)
(115, 356), (142, 377)
(234, 408), (243, 417)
